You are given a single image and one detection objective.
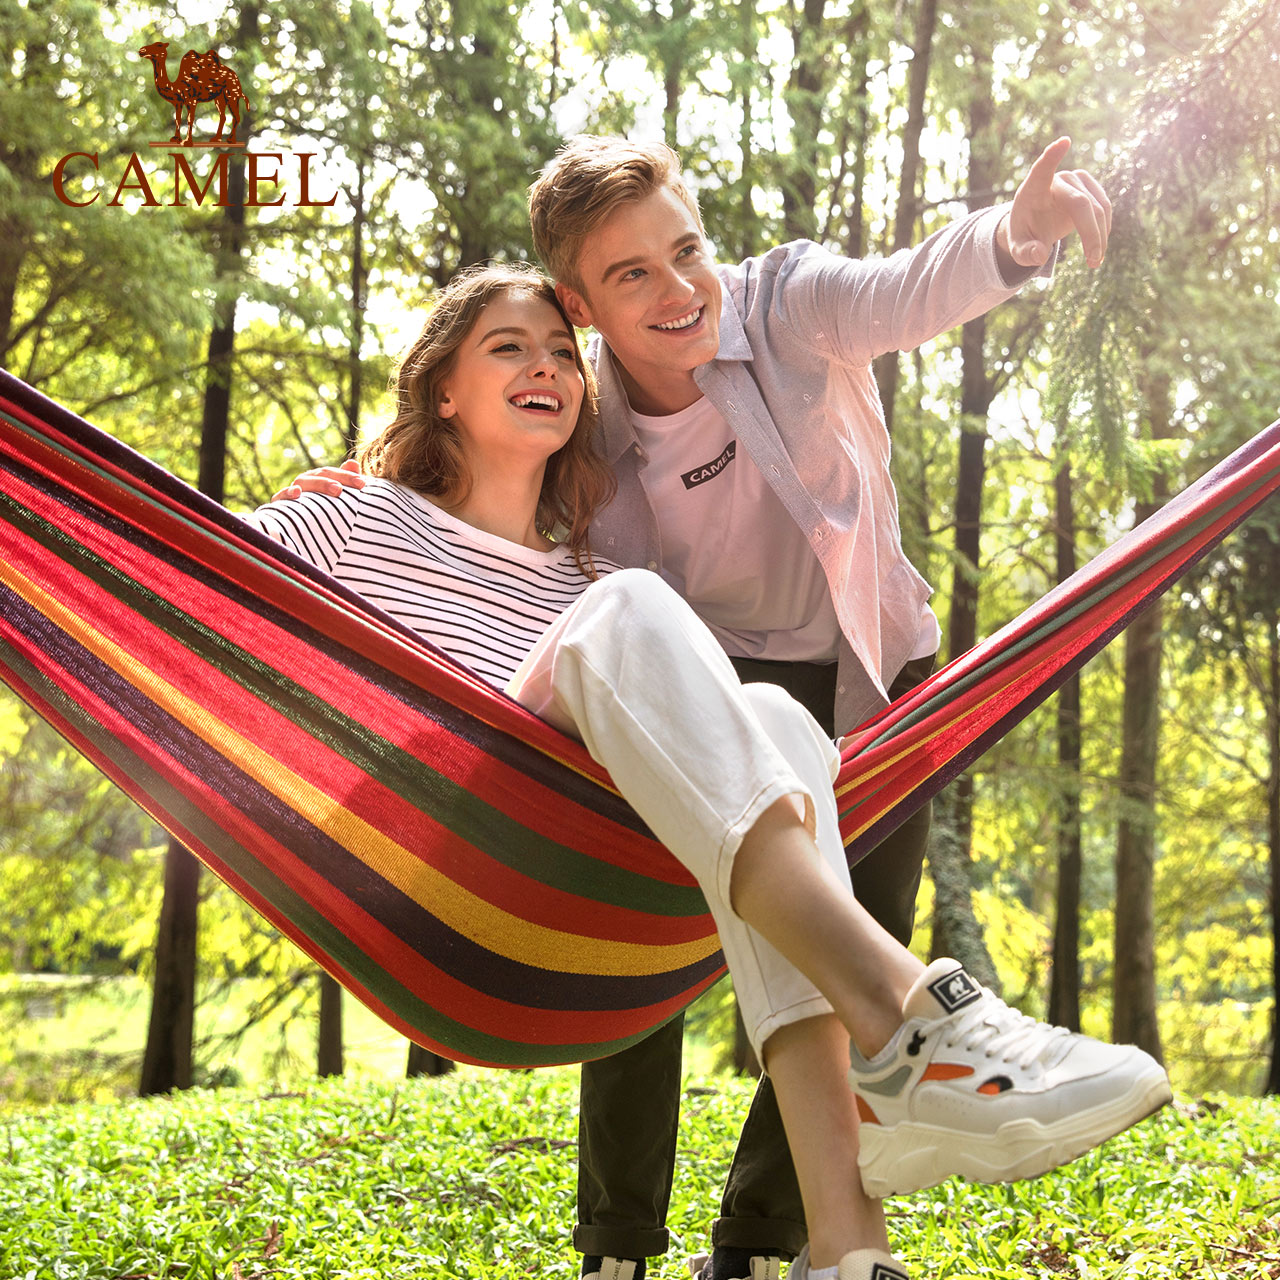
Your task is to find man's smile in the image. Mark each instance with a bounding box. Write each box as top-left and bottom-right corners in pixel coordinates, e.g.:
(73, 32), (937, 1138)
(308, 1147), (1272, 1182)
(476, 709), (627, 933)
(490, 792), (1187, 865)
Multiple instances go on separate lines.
(653, 306), (704, 332)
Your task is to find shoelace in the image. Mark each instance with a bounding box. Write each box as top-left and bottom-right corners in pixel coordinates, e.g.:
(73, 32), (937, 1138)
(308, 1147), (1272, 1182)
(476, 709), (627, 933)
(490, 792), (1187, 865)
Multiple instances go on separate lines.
(941, 993), (1075, 1071)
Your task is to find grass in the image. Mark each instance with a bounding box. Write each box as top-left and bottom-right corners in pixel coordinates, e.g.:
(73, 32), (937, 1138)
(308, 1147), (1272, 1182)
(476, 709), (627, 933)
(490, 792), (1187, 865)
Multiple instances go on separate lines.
(1, 1072), (1277, 1280)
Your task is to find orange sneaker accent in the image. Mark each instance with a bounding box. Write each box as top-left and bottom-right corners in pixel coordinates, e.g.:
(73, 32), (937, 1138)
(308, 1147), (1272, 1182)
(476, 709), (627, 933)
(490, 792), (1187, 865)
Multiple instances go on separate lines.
(977, 1080), (1005, 1095)
(856, 1096), (881, 1125)
(921, 1062), (975, 1082)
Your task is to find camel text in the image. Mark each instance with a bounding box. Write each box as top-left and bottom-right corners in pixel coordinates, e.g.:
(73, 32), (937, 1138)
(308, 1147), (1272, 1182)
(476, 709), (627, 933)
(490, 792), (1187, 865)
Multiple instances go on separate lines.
(51, 151), (338, 209)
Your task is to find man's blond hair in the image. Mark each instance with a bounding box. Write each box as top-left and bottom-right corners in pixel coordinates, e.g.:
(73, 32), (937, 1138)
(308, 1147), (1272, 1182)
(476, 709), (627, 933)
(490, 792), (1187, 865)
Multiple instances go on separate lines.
(528, 136), (705, 295)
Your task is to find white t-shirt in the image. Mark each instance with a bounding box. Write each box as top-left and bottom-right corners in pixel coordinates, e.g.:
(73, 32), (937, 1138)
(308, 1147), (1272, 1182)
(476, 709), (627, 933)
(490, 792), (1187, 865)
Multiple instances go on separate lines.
(246, 479), (616, 689)
(630, 396), (937, 664)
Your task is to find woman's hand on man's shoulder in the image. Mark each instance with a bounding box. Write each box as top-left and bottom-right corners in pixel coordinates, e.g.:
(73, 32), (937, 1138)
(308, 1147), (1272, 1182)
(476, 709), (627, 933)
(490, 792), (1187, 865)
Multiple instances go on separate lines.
(272, 457), (369, 502)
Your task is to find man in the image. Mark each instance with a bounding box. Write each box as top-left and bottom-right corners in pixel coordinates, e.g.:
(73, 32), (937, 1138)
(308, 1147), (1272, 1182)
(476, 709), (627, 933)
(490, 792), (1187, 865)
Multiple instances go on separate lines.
(279, 134), (1111, 1280)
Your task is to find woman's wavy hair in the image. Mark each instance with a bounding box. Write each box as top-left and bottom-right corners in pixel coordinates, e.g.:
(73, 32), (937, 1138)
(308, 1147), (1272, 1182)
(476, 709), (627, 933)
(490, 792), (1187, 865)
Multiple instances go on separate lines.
(358, 263), (616, 575)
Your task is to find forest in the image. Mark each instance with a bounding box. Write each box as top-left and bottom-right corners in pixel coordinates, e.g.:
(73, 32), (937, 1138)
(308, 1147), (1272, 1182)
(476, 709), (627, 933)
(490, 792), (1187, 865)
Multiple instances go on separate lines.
(2, 0), (1279, 1103)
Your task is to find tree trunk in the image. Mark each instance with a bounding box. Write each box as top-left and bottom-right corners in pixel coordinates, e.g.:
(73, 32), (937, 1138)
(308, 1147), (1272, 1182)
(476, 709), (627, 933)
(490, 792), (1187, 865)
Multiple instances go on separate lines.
(139, 8), (257, 1093)
(659, 0), (692, 148)
(928, 51), (998, 990)
(313, 152), (366, 1073)
(733, 1001), (762, 1078)
(318, 972), (344, 1077)
(736, 0), (760, 262)
(1049, 460), (1083, 1030)
(1112, 379), (1172, 1061)
(781, 0), (828, 243)
(872, 0), (938, 433)
(841, 2), (871, 261)
(0, 38), (50, 361)
(1264, 587), (1280, 1094)
(344, 157), (367, 459)
(138, 836), (201, 1094)
(406, 1042), (456, 1078)
(1112, 595), (1164, 1058)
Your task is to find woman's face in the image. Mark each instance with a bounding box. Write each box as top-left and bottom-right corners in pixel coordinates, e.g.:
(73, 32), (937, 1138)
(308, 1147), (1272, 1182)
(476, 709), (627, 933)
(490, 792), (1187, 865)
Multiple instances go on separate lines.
(438, 290), (585, 473)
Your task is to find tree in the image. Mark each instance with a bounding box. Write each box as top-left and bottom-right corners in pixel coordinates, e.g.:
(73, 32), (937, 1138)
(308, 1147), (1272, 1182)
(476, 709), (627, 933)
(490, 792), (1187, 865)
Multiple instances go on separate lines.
(927, 28), (1001, 985)
(1110, 370), (1171, 1059)
(141, 0), (263, 1096)
(1047, 456), (1083, 1030)
(0, 0), (211, 403)
(871, 0), (938, 436)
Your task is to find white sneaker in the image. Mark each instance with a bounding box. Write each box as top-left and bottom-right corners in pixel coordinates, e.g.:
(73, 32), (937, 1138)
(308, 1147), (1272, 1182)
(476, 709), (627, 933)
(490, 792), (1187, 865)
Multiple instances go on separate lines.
(850, 958), (1172, 1198)
(787, 1244), (908, 1280)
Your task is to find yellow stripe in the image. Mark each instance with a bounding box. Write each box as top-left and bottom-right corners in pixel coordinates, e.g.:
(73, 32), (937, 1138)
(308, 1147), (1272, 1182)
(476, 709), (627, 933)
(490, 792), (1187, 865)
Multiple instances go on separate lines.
(0, 557), (718, 977)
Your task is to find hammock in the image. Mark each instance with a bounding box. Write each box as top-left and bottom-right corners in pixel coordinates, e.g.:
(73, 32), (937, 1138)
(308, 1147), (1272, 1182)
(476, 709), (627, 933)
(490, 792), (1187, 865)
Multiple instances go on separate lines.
(2, 368), (1277, 1068)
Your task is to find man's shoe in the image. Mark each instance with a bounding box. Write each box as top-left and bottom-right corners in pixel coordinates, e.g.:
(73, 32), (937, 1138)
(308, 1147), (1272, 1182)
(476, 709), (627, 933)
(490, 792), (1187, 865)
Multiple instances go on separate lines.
(787, 1244), (908, 1280)
(583, 1258), (643, 1280)
(850, 958), (1173, 1198)
(688, 1250), (785, 1280)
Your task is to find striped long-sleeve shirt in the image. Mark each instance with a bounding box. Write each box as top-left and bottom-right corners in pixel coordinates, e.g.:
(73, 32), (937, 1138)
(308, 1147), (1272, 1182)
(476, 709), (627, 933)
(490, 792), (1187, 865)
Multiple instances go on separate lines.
(248, 479), (617, 689)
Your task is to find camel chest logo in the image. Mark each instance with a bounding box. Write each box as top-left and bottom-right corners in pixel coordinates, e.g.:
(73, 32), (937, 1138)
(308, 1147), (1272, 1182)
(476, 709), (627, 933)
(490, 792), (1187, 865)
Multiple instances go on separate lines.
(50, 37), (336, 210)
(138, 41), (249, 147)
(681, 441), (737, 490)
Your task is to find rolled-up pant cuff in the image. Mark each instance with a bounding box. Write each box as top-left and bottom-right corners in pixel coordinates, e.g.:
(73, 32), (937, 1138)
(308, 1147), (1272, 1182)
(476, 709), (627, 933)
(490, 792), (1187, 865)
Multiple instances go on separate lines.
(711, 1214), (807, 1258)
(572, 1223), (671, 1260)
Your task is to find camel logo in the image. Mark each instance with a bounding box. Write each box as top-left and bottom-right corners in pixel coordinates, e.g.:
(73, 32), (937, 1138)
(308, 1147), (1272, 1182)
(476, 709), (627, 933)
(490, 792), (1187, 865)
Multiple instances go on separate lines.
(137, 41), (249, 146)
(50, 38), (335, 210)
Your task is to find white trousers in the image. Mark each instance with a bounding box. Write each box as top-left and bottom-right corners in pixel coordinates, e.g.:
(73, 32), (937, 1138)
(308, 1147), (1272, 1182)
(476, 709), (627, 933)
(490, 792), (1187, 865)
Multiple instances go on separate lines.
(507, 568), (850, 1057)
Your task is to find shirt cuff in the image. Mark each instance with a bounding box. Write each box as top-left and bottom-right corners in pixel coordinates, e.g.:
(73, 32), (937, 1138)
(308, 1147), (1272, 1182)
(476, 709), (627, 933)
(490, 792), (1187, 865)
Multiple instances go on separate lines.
(993, 212), (1059, 288)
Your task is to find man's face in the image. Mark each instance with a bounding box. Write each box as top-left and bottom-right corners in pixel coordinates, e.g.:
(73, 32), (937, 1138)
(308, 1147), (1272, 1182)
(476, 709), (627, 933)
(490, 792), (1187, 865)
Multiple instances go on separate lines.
(556, 184), (722, 409)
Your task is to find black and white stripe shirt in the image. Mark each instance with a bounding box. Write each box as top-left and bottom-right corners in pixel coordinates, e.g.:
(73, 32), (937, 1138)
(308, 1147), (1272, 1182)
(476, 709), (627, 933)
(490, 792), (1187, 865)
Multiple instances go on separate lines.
(248, 479), (616, 689)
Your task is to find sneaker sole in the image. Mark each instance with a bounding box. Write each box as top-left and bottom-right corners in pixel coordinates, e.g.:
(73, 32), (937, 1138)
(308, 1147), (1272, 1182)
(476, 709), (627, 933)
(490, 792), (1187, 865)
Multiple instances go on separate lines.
(858, 1067), (1173, 1198)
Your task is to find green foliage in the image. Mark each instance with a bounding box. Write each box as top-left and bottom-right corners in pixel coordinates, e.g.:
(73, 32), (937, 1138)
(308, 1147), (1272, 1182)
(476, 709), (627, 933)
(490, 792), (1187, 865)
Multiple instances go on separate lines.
(0, 0), (215, 393)
(0, 703), (165, 978)
(1045, 0), (1280, 475)
(0, 1073), (1276, 1277)
(0, 967), (422, 1105)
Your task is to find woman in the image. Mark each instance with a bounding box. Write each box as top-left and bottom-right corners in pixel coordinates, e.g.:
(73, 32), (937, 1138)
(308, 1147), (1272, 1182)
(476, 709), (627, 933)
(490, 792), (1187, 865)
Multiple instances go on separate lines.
(250, 264), (1169, 1280)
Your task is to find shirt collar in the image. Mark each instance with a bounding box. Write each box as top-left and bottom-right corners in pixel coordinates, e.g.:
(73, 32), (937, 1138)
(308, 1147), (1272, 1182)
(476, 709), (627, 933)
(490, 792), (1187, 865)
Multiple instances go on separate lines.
(588, 337), (643, 464)
(706, 275), (753, 365)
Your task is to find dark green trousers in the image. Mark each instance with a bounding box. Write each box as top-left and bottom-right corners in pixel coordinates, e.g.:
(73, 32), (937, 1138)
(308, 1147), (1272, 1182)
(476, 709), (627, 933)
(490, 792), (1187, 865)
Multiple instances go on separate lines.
(573, 655), (934, 1261)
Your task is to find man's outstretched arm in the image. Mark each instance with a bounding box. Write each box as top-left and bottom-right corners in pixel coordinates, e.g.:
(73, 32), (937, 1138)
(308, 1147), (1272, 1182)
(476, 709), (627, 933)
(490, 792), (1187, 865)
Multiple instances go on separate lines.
(775, 136), (1114, 366)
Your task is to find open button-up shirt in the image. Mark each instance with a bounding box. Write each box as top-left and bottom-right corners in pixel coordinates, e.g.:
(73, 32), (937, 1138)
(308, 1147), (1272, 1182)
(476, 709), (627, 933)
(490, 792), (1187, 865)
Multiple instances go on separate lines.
(586, 203), (1048, 732)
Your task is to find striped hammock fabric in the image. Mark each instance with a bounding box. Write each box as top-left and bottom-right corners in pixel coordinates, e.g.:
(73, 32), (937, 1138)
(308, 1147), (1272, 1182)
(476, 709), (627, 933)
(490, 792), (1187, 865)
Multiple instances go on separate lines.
(2, 368), (1278, 1068)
